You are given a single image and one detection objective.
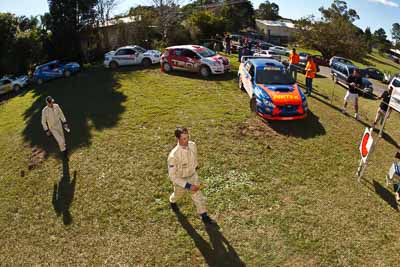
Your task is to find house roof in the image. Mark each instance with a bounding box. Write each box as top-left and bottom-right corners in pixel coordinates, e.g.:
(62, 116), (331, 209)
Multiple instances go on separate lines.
(256, 19), (296, 29)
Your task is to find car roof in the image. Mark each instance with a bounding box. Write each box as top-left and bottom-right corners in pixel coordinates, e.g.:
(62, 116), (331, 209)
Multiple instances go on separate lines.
(118, 45), (143, 50)
(249, 58), (284, 68)
(166, 45), (207, 50)
(36, 60), (59, 68)
(333, 61), (355, 68)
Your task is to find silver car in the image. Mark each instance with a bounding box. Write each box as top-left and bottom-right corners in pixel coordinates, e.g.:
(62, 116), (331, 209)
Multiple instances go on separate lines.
(0, 75), (29, 95)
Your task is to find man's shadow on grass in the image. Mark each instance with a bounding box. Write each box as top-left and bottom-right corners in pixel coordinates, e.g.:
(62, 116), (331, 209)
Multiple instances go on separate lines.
(21, 66), (127, 158)
(361, 179), (398, 211)
(175, 210), (245, 267)
(52, 159), (76, 225)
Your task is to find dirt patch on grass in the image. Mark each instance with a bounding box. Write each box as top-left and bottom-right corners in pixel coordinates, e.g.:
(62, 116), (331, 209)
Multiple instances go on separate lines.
(27, 146), (46, 171)
(237, 117), (278, 140)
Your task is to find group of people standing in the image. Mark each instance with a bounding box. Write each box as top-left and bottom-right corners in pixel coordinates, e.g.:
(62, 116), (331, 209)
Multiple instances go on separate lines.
(288, 48), (317, 96)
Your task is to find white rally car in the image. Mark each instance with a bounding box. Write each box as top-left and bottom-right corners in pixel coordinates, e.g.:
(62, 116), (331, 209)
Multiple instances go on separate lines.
(0, 75), (29, 95)
(104, 45), (161, 69)
(252, 50), (281, 62)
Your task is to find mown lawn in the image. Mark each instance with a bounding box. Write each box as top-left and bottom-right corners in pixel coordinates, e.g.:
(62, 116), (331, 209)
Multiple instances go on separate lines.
(1, 54), (400, 266)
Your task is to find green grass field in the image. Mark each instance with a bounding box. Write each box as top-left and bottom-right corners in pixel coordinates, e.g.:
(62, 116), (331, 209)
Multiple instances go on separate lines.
(1, 54), (400, 266)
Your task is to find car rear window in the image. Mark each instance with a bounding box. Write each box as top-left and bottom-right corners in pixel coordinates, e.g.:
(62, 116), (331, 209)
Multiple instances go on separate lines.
(256, 66), (295, 85)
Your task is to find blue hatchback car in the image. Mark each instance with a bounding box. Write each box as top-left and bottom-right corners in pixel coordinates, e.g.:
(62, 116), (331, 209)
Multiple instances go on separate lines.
(238, 57), (308, 120)
(33, 60), (80, 84)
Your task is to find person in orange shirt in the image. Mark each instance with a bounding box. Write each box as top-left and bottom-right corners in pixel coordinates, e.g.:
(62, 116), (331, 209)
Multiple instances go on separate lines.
(305, 56), (317, 96)
(288, 48), (300, 81)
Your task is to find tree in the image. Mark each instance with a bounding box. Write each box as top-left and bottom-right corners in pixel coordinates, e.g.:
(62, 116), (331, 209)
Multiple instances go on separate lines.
(295, 1), (367, 60)
(47, 0), (98, 60)
(318, 0), (359, 22)
(221, 0), (255, 32)
(364, 27), (373, 53)
(392, 23), (400, 47)
(185, 10), (225, 40)
(373, 28), (391, 53)
(151, 0), (181, 42)
(0, 13), (18, 75)
(95, 0), (120, 26)
(256, 1), (280, 20)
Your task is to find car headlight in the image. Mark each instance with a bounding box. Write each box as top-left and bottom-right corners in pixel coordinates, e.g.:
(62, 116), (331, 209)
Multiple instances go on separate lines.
(262, 98), (275, 108)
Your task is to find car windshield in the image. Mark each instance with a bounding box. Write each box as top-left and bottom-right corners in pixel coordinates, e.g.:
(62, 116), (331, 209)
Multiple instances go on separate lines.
(197, 48), (216, 57)
(256, 66), (295, 85)
(299, 53), (309, 57)
(135, 46), (147, 53)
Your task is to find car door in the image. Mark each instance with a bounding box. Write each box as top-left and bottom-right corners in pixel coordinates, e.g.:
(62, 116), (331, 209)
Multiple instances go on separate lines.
(41, 64), (60, 79)
(114, 49), (134, 66)
(0, 79), (13, 94)
(243, 62), (254, 96)
(337, 65), (347, 84)
(170, 49), (187, 70)
(182, 49), (201, 72)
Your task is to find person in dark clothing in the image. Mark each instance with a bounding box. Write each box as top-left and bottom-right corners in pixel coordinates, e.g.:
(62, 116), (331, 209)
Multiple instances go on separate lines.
(342, 69), (363, 120)
(372, 86), (393, 130)
(225, 35), (231, 54)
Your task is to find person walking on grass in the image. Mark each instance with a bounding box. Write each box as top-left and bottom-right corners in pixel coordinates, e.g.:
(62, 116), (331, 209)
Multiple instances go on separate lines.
(288, 48), (300, 81)
(168, 127), (215, 225)
(305, 56), (317, 96)
(372, 86), (393, 131)
(342, 69), (362, 120)
(41, 96), (70, 160)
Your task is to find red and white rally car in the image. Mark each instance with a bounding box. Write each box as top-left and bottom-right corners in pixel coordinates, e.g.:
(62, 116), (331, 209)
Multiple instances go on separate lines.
(160, 45), (230, 77)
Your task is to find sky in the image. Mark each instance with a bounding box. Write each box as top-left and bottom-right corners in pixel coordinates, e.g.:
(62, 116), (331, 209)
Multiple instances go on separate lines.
(0, 0), (399, 38)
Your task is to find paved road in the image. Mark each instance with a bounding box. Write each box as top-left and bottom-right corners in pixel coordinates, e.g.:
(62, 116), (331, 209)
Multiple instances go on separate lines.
(318, 66), (388, 97)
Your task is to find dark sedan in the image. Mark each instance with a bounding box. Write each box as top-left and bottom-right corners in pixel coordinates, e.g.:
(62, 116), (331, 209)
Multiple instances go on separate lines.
(360, 67), (384, 81)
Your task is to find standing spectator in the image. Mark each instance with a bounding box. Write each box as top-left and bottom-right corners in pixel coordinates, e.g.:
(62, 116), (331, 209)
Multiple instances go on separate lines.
(288, 48), (300, 81)
(225, 35), (231, 54)
(372, 86), (393, 131)
(305, 56), (317, 96)
(342, 69), (363, 120)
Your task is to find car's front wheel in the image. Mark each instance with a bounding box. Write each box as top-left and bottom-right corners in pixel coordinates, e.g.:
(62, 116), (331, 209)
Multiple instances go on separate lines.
(250, 96), (257, 113)
(142, 58), (151, 68)
(37, 78), (43, 85)
(64, 70), (71, 77)
(13, 84), (21, 92)
(200, 66), (211, 78)
(110, 61), (118, 69)
(163, 62), (172, 72)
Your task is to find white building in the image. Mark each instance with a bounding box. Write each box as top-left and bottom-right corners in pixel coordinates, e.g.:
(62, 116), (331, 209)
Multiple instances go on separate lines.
(255, 19), (297, 45)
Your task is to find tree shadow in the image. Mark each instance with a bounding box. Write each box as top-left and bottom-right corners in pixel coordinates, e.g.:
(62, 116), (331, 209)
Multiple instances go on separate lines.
(175, 210), (245, 267)
(52, 159), (77, 225)
(110, 63), (160, 74)
(164, 70), (236, 82)
(265, 110), (326, 139)
(22, 67), (127, 157)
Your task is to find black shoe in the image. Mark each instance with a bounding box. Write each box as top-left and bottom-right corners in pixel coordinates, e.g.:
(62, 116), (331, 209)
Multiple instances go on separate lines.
(202, 215), (216, 225)
(170, 202), (179, 212)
